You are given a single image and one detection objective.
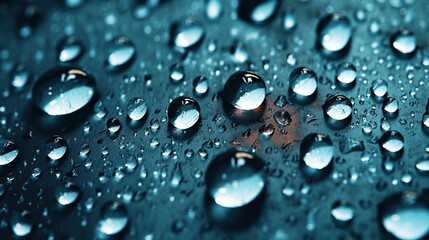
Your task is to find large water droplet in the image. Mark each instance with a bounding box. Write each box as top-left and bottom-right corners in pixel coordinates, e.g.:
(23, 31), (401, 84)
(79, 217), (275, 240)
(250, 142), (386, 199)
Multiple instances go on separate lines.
(222, 71), (266, 110)
(379, 191), (429, 240)
(170, 17), (205, 49)
(323, 94), (352, 129)
(96, 201), (129, 237)
(237, 0), (280, 24)
(32, 66), (96, 116)
(55, 182), (80, 206)
(390, 29), (417, 59)
(301, 133), (334, 171)
(11, 211), (33, 237)
(0, 139), (19, 166)
(316, 13), (352, 59)
(126, 97), (148, 121)
(289, 67), (317, 102)
(57, 36), (85, 62)
(371, 79), (388, 101)
(168, 96), (201, 130)
(105, 36), (136, 72)
(335, 62), (356, 89)
(379, 130), (404, 159)
(205, 148), (266, 208)
(45, 135), (67, 161)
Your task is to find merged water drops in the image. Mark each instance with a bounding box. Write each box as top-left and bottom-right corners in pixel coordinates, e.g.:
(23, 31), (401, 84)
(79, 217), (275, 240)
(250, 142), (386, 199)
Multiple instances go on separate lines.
(11, 211), (33, 237)
(205, 148), (266, 208)
(105, 36), (136, 72)
(237, 0), (280, 24)
(0, 139), (19, 166)
(323, 94), (352, 129)
(331, 201), (355, 225)
(192, 76), (209, 97)
(32, 66), (96, 116)
(379, 130), (404, 159)
(96, 201), (129, 237)
(390, 29), (417, 58)
(126, 97), (148, 121)
(222, 71), (266, 110)
(10, 63), (31, 90)
(55, 182), (80, 207)
(45, 135), (67, 161)
(168, 96), (201, 130)
(57, 36), (85, 62)
(289, 67), (317, 102)
(316, 13), (352, 59)
(382, 97), (399, 119)
(170, 17), (205, 49)
(300, 133), (334, 178)
(378, 191), (429, 240)
(335, 62), (356, 89)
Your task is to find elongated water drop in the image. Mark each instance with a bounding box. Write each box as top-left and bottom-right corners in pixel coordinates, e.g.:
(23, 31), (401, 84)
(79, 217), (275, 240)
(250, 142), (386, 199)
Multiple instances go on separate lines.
(316, 13), (352, 59)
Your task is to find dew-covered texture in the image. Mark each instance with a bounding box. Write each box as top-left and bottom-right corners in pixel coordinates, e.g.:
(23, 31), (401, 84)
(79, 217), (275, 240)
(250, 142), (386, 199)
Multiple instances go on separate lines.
(0, 0), (429, 239)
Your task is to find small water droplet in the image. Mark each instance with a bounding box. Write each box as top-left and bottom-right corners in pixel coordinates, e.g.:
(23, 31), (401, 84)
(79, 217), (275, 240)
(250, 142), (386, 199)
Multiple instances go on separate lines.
(229, 41), (250, 64)
(371, 79), (388, 101)
(170, 17), (205, 49)
(205, 0), (222, 20)
(273, 110), (292, 126)
(45, 135), (67, 161)
(259, 123), (275, 137)
(55, 182), (80, 206)
(282, 8), (297, 32)
(32, 66), (96, 116)
(323, 94), (352, 129)
(57, 36), (84, 63)
(10, 63), (31, 90)
(11, 211), (33, 237)
(126, 97), (148, 121)
(107, 117), (121, 134)
(335, 62), (356, 89)
(416, 157), (429, 174)
(316, 13), (352, 59)
(168, 96), (201, 130)
(169, 63), (185, 83)
(222, 71), (266, 110)
(382, 97), (399, 119)
(193, 75), (209, 97)
(238, 0), (280, 24)
(0, 139), (19, 166)
(289, 67), (317, 101)
(390, 29), (417, 58)
(331, 201), (355, 225)
(105, 36), (136, 72)
(379, 130), (404, 159)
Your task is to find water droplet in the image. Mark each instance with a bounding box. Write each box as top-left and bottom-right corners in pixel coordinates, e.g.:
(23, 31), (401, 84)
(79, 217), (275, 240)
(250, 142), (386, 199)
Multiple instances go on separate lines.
(229, 41), (250, 64)
(105, 36), (136, 72)
(390, 29), (417, 58)
(205, 0), (222, 20)
(96, 201), (129, 237)
(223, 71), (266, 110)
(238, 0), (280, 24)
(126, 97), (148, 121)
(416, 157), (429, 174)
(168, 96), (201, 130)
(301, 133), (334, 170)
(379, 191), (429, 240)
(193, 76), (209, 97)
(169, 63), (185, 83)
(10, 63), (31, 90)
(32, 66), (96, 116)
(335, 62), (356, 89)
(282, 8), (297, 32)
(57, 36), (85, 62)
(170, 17), (205, 49)
(259, 123), (275, 137)
(205, 148), (266, 208)
(55, 182), (80, 206)
(323, 94), (352, 129)
(289, 67), (317, 101)
(316, 13), (352, 59)
(371, 79), (388, 101)
(0, 139), (19, 166)
(382, 97), (399, 119)
(45, 135), (67, 161)
(422, 112), (429, 134)
(107, 117), (121, 133)
(273, 110), (292, 126)
(63, 0), (85, 8)
(379, 130), (404, 159)
(331, 201), (355, 225)
(11, 211), (33, 237)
